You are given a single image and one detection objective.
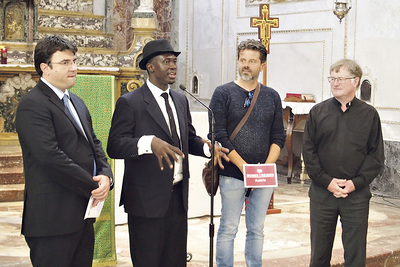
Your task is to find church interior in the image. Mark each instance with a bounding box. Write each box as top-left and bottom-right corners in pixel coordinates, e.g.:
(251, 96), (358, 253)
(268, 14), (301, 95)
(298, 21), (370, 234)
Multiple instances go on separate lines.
(0, 0), (399, 266)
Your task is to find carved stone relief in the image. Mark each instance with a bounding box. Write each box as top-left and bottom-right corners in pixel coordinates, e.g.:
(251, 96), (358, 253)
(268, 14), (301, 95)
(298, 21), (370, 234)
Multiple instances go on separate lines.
(0, 74), (36, 132)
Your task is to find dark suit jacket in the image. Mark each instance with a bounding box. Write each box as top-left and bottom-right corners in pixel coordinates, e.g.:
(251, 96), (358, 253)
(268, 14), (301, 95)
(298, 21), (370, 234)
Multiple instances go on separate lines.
(107, 83), (206, 218)
(16, 79), (113, 237)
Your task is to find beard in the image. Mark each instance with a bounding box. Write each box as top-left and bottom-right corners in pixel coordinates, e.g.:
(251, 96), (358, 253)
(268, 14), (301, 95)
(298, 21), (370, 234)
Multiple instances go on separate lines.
(239, 68), (257, 81)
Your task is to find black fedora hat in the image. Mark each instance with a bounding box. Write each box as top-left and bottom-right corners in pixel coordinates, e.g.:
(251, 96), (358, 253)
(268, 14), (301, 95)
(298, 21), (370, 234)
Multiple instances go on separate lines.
(139, 39), (181, 70)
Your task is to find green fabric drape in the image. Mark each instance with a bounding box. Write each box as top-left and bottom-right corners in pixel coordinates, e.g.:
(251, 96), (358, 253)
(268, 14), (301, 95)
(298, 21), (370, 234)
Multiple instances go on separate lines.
(71, 75), (116, 266)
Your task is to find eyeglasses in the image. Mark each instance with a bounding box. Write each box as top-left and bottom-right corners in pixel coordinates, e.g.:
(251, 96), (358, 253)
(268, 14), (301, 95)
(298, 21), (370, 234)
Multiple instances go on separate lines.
(327, 77), (355, 84)
(48, 58), (80, 67)
(243, 91), (253, 108)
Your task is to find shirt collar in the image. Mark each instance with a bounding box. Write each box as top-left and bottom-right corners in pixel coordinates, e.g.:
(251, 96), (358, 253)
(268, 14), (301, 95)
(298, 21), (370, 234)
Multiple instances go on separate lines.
(41, 77), (69, 100)
(333, 97), (355, 111)
(146, 78), (171, 98)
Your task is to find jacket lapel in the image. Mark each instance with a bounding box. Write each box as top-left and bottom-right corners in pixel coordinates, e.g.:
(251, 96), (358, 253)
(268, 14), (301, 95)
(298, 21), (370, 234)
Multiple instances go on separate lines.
(40, 81), (89, 142)
(40, 80), (65, 114)
(69, 94), (94, 145)
(142, 84), (174, 142)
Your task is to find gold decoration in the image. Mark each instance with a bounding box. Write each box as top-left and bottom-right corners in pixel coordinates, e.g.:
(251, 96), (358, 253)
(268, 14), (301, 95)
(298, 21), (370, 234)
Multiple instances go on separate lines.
(250, 4), (279, 53)
(127, 79), (143, 92)
(4, 2), (25, 41)
(333, 0), (351, 23)
(0, 117), (4, 132)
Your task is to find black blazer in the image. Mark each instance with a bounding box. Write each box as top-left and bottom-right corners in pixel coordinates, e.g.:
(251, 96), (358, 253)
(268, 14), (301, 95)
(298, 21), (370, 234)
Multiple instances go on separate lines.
(16, 79), (113, 237)
(107, 83), (206, 218)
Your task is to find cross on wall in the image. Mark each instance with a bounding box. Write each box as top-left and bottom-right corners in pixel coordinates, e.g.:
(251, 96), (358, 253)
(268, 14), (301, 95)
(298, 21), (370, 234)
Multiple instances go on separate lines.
(250, 4), (279, 54)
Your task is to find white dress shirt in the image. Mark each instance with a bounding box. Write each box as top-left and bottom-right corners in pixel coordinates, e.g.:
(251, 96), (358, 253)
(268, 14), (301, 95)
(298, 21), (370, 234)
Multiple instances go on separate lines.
(138, 79), (183, 183)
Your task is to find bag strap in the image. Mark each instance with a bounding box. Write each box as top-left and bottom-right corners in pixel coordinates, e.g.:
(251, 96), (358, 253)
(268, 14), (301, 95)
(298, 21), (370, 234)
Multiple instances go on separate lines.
(229, 83), (260, 142)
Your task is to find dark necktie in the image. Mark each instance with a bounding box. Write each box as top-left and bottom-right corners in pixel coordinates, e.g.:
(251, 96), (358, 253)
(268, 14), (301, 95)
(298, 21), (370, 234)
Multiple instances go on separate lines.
(63, 94), (83, 132)
(161, 92), (181, 149)
(63, 94), (97, 176)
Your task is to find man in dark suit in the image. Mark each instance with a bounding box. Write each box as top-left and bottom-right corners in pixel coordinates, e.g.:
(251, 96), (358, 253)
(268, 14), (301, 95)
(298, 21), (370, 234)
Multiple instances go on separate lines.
(15, 35), (113, 267)
(107, 39), (229, 267)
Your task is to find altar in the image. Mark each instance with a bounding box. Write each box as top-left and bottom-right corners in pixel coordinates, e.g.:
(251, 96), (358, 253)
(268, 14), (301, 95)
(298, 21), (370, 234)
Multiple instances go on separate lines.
(281, 101), (315, 184)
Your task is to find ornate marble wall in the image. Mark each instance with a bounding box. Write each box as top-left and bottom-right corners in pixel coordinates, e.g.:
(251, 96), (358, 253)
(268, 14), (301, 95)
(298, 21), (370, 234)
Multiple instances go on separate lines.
(38, 15), (104, 32)
(0, 0), (174, 66)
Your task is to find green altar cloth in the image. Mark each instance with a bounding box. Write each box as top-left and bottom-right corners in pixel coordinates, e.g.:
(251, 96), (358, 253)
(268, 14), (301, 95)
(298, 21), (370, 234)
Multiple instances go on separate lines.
(71, 75), (116, 266)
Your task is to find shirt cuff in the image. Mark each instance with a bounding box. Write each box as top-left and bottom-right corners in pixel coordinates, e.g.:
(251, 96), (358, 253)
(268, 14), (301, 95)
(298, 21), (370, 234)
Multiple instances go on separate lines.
(138, 135), (155, 155)
(203, 142), (212, 158)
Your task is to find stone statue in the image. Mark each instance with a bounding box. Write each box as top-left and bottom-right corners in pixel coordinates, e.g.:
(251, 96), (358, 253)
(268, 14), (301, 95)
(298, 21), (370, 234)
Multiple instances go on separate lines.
(138, 0), (154, 12)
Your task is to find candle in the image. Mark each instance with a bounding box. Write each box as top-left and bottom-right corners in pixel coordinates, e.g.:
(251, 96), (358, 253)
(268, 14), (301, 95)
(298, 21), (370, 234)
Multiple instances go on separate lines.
(1, 47), (7, 64)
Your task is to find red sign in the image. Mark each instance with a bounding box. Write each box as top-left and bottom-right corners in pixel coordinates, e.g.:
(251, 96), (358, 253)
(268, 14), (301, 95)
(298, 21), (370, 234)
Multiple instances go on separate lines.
(243, 163), (278, 188)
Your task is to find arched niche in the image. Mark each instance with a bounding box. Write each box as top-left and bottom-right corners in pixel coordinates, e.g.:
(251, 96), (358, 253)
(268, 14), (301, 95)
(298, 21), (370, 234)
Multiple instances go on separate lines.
(192, 75), (199, 95)
(360, 79), (372, 102)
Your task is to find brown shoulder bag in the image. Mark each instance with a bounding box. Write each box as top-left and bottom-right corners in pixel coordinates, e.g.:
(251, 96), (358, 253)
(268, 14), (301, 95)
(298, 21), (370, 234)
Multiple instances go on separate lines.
(202, 83), (260, 196)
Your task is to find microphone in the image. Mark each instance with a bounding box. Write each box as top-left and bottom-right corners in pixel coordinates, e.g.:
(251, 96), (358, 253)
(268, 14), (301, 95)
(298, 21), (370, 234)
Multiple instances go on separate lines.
(179, 84), (213, 113)
(179, 84), (215, 144)
(179, 83), (217, 267)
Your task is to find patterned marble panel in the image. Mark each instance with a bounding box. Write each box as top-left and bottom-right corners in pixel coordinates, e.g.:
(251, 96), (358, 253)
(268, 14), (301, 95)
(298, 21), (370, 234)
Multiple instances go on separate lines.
(85, 35), (114, 48)
(118, 54), (135, 67)
(371, 140), (400, 196)
(79, 0), (93, 13)
(36, 33), (113, 49)
(38, 15), (103, 31)
(39, 0), (80, 11)
(77, 53), (134, 67)
(39, 0), (92, 12)
(6, 51), (33, 65)
(86, 17), (104, 30)
(3, 47), (135, 67)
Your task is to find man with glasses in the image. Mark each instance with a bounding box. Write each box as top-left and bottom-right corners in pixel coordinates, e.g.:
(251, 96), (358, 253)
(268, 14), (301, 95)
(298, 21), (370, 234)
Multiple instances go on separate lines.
(16, 35), (113, 266)
(209, 39), (286, 266)
(303, 59), (384, 267)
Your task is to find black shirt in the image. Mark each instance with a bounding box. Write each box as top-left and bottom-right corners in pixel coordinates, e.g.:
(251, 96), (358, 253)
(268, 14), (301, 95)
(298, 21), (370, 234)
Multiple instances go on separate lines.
(302, 97), (384, 190)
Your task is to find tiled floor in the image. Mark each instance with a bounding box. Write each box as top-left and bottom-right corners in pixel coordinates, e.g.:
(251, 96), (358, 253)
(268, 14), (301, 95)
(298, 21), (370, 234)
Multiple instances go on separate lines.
(1, 177), (400, 266)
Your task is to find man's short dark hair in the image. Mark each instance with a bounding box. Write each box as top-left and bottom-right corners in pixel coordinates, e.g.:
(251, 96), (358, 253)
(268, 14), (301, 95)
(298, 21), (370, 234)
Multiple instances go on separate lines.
(237, 39), (267, 63)
(34, 35), (78, 77)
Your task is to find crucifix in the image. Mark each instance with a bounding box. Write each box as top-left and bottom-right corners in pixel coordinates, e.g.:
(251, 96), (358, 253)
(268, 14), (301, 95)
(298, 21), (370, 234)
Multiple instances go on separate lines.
(250, 4), (281, 215)
(250, 4), (279, 85)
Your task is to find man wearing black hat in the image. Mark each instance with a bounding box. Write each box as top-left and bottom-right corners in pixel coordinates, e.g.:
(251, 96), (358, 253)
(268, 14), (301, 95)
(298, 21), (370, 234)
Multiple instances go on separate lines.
(107, 39), (229, 267)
